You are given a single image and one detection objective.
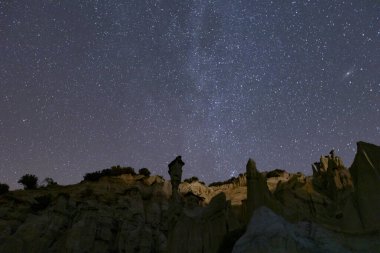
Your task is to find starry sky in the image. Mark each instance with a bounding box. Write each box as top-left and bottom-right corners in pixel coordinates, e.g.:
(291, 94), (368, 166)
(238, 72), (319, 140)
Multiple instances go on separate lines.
(1, 0), (379, 189)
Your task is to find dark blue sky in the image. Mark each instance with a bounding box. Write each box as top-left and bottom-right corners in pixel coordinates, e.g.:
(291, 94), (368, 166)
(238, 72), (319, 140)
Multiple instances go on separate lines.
(1, 0), (379, 188)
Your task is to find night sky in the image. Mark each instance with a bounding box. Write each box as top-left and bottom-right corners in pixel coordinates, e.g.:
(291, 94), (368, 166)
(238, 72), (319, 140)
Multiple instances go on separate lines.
(1, 1), (379, 189)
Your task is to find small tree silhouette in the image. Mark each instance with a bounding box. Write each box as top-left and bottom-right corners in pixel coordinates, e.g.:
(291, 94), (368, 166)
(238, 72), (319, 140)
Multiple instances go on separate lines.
(138, 168), (151, 177)
(83, 166), (137, 181)
(43, 177), (57, 187)
(18, 174), (38, 190)
(0, 183), (9, 195)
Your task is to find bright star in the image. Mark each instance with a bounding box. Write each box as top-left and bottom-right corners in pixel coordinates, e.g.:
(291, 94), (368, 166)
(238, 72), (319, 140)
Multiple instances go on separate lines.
(342, 65), (355, 80)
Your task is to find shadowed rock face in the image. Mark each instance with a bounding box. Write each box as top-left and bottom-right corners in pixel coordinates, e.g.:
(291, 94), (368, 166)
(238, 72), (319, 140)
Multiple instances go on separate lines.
(349, 141), (380, 231)
(0, 177), (170, 253)
(246, 159), (275, 222)
(168, 156), (185, 203)
(0, 160), (241, 253)
(168, 192), (240, 253)
(167, 156), (241, 253)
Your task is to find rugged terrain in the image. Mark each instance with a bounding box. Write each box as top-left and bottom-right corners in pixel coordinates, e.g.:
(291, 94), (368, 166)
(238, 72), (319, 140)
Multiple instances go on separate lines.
(0, 141), (379, 253)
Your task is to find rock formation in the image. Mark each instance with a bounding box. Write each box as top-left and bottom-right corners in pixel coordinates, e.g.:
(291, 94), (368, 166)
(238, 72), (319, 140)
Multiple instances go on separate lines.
(349, 141), (380, 231)
(168, 156), (184, 202)
(168, 192), (240, 253)
(233, 142), (380, 253)
(312, 151), (353, 201)
(310, 151), (354, 222)
(246, 159), (272, 220)
(0, 142), (380, 252)
(0, 179), (169, 253)
(167, 156), (241, 253)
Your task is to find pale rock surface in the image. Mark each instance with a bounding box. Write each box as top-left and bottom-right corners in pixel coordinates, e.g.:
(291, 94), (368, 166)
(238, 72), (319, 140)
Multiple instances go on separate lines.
(233, 207), (380, 253)
(179, 181), (213, 203)
(234, 207), (334, 253)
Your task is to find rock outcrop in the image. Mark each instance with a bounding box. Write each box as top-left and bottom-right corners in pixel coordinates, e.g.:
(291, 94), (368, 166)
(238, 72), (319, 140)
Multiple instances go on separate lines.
(312, 151), (353, 205)
(0, 177), (171, 253)
(179, 181), (212, 203)
(265, 169), (291, 192)
(271, 142), (380, 235)
(0, 174), (242, 253)
(349, 141), (380, 231)
(246, 159), (273, 221)
(167, 156), (241, 253)
(0, 142), (380, 252)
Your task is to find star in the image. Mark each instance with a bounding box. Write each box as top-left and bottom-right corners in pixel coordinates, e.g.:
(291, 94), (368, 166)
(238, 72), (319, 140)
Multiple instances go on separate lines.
(0, 0), (379, 189)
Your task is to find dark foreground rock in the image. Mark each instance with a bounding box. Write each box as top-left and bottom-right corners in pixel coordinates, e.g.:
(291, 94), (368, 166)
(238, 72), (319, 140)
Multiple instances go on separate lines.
(349, 141), (380, 231)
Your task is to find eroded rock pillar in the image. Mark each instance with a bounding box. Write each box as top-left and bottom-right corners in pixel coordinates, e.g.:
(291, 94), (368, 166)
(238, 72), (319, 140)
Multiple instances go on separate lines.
(168, 156), (184, 202)
(246, 159), (256, 220)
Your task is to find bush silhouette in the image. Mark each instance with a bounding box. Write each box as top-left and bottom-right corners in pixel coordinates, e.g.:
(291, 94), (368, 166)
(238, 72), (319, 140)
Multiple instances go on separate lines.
(266, 169), (285, 178)
(0, 183), (9, 195)
(138, 168), (151, 177)
(209, 181), (223, 187)
(43, 177), (58, 187)
(184, 176), (199, 184)
(83, 166), (136, 181)
(18, 174), (38, 189)
(209, 176), (238, 187)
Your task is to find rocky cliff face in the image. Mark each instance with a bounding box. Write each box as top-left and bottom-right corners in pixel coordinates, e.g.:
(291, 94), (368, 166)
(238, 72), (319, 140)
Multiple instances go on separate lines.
(0, 174), (240, 253)
(0, 142), (379, 253)
(233, 141), (380, 253)
(0, 175), (170, 253)
(268, 142), (380, 235)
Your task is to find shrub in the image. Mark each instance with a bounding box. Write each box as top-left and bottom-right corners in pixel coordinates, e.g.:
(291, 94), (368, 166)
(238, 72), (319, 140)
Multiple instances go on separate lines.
(208, 175), (242, 187)
(184, 176), (199, 184)
(209, 181), (223, 187)
(43, 177), (58, 187)
(0, 183), (9, 195)
(110, 166), (136, 176)
(83, 171), (103, 181)
(83, 166), (136, 181)
(18, 174), (38, 190)
(138, 168), (151, 177)
(266, 169), (285, 178)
